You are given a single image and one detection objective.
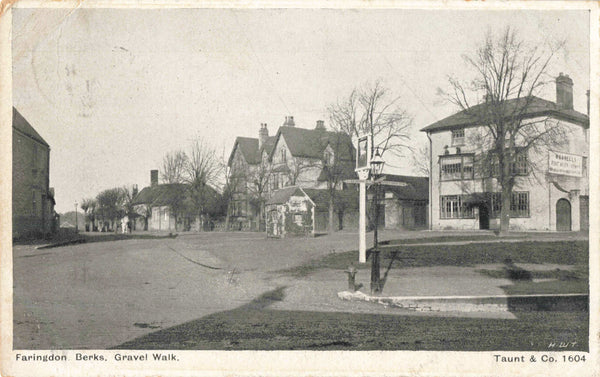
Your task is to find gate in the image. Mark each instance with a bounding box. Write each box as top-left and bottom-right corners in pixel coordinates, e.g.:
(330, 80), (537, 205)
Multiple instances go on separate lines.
(556, 199), (571, 231)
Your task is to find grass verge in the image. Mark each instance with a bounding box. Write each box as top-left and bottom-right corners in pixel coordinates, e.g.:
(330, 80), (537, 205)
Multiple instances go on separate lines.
(280, 241), (589, 277)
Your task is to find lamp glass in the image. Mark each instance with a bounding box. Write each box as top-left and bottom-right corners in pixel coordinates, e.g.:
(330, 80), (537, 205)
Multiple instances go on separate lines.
(370, 149), (385, 176)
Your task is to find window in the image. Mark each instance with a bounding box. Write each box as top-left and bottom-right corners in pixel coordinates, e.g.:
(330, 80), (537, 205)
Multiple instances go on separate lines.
(324, 151), (334, 166)
(490, 191), (529, 218)
(281, 149), (286, 163)
(510, 153), (528, 175)
(451, 129), (465, 146)
(486, 149), (528, 177)
(31, 190), (37, 216)
(294, 214), (303, 226)
(440, 154), (474, 181)
(440, 195), (475, 219)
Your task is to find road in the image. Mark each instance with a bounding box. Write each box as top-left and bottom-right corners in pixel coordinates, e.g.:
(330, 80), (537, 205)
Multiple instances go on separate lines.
(12, 230), (586, 349)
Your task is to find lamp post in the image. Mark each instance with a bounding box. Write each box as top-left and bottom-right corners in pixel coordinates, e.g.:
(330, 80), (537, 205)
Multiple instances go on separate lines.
(369, 148), (385, 295)
(74, 201), (78, 233)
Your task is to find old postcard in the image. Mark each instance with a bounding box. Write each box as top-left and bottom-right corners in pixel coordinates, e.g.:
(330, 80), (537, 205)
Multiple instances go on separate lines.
(1, 0), (598, 376)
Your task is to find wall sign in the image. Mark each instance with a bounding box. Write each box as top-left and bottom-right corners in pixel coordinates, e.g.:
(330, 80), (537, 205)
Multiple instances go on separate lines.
(548, 151), (583, 177)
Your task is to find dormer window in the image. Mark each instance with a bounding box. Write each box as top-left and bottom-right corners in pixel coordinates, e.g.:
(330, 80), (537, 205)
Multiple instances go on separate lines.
(324, 151), (334, 166)
(451, 129), (465, 146)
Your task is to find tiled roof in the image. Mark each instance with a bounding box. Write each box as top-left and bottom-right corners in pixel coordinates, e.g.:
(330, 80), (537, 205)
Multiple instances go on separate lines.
(260, 136), (277, 156)
(132, 183), (189, 206)
(316, 161), (357, 182)
(266, 186), (311, 205)
(303, 188), (359, 211)
(421, 96), (589, 133)
(272, 126), (355, 161)
(12, 107), (49, 147)
(381, 175), (429, 201)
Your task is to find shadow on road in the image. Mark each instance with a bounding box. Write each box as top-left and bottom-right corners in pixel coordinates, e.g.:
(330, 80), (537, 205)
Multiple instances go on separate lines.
(112, 286), (588, 351)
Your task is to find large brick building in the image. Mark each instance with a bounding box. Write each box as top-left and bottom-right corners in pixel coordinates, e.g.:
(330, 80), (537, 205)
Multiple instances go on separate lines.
(422, 74), (589, 231)
(12, 108), (57, 238)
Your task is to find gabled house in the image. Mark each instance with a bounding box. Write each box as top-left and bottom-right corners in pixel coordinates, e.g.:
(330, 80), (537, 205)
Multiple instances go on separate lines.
(227, 116), (356, 232)
(421, 73), (589, 231)
(132, 170), (221, 231)
(12, 107), (58, 238)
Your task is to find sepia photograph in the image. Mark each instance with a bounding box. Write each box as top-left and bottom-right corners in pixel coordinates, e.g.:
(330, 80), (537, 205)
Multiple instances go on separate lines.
(2, 1), (597, 376)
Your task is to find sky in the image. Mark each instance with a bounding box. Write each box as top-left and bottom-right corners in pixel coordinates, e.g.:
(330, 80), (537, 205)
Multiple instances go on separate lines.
(11, 7), (590, 213)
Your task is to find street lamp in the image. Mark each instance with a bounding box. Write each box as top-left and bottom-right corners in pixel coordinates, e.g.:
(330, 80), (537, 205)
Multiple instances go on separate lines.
(369, 148), (385, 294)
(74, 201), (79, 233)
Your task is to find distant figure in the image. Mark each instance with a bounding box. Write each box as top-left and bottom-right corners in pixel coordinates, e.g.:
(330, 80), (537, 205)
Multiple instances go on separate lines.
(122, 216), (129, 234)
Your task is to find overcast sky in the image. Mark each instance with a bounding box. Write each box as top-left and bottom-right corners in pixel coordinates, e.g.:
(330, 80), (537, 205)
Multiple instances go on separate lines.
(12, 7), (589, 213)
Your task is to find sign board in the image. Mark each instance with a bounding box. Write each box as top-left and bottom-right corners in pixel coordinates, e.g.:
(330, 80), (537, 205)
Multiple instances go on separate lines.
(288, 196), (307, 212)
(355, 135), (371, 171)
(548, 151), (583, 177)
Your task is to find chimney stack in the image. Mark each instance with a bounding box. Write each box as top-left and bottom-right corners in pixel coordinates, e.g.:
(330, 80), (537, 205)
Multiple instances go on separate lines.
(258, 123), (269, 149)
(150, 170), (158, 187)
(315, 120), (325, 130)
(133, 184), (139, 197)
(556, 73), (574, 110)
(283, 115), (295, 127)
(586, 90), (590, 116)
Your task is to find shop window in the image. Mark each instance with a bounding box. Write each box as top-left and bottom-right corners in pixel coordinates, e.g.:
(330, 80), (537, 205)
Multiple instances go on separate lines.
(440, 195), (475, 219)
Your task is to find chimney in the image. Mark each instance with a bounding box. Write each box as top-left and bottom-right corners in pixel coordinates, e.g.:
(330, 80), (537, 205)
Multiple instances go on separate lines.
(283, 115), (295, 127)
(556, 73), (574, 110)
(258, 123), (269, 149)
(586, 90), (590, 116)
(132, 184), (139, 197)
(315, 120), (325, 130)
(150, 170), (158, 187)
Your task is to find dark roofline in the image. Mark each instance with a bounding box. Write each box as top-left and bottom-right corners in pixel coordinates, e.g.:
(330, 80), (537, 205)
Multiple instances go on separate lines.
(12, 107), (50, 147)
(421, 97), (589, 133)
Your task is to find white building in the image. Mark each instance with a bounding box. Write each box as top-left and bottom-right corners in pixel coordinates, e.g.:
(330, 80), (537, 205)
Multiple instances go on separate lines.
(422, 74), (589, 232)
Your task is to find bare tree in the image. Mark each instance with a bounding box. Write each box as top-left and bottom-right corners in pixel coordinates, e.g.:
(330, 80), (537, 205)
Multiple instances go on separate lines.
(409, 142), (430, 176)
(328, 80), (413, 159)
(246, 158), (272, 231)
(160, 150), (188, 184)
(439, 27), (566, 235)
(184, 139), (224, 231)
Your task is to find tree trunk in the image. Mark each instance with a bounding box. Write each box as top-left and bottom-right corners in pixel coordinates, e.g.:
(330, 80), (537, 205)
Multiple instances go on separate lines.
(327, 193), (335, 233)
(499, 183), (512, 236)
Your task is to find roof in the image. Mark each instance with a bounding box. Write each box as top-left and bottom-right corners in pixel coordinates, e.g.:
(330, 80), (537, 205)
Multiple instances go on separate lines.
(12, 107), (49, 147)
(303, 188), (359, 211)
(260, 136), (277, 156)
(421, 96), (589, 133)
(271, 126), (355, 161)
(381, 174), (429, 201)
(228, 137), (260, 166)
(133, 183), (190, 206)
(266, 186), (313, 205)
(316, 161), (357, 182)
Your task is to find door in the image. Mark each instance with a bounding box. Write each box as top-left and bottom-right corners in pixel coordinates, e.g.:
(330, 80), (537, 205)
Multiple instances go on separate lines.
(479, 203), (489, 230)
(556, 199), (571, 231)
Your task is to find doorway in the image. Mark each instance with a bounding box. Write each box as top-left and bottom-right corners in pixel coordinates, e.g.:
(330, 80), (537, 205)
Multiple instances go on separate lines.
(478, 203), (489, 230)
(556, 199), (571, 231)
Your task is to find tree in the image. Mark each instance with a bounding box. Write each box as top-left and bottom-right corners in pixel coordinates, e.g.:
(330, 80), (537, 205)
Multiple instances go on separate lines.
(96, 187), (125, 231)
(246, 158), (272, 231)
(160, 150), (188, 184)
(184, 139), (224, 231)
(328, 80), (413, 159)
(409, 141), (430, 177)
(439, 27), (566, 235)
(80, 198), (97, 231)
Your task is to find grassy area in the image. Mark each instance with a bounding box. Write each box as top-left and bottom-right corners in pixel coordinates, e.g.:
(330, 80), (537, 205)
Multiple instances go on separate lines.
(280, 241), (589, 277)
(503, 280), (589, 295)
(115, 289), (588, 351)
